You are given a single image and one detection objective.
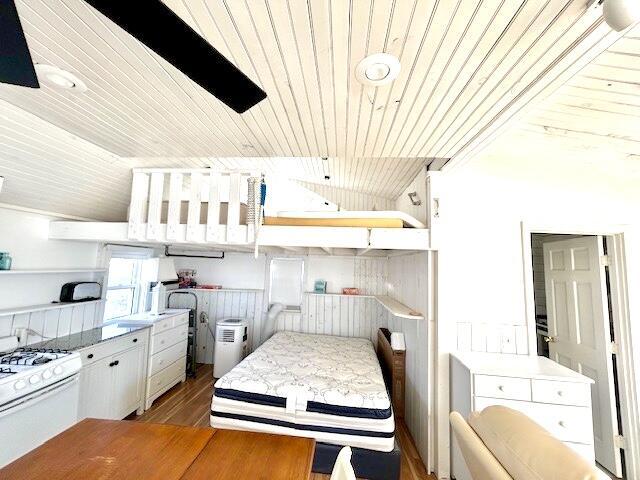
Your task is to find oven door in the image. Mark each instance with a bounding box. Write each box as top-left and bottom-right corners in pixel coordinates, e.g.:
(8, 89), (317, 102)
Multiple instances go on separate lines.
(0, 375), (79, 467)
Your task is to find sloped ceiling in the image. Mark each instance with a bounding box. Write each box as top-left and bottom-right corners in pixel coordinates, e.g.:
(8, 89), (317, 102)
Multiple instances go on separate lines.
(0, 0), (636, 221)
(482, 23), (640, 183)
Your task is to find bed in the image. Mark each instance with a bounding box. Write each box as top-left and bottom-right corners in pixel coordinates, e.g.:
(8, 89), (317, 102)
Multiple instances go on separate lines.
(210, 329), (404, 480)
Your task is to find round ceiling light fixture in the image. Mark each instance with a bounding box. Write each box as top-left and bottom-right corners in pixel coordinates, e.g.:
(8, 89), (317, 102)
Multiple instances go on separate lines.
(603, 0), (640, 31)
(34, 64), (88, 93)
(355, 53), (400, 86)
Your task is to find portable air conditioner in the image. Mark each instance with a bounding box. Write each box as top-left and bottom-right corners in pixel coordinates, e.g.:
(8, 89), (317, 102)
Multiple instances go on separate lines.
(213, 318), (248, 378)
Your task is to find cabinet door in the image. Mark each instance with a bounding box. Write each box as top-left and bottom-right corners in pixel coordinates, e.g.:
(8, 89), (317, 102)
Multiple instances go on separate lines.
(111, 346), (145, 419)
(78, 357), (113, 420)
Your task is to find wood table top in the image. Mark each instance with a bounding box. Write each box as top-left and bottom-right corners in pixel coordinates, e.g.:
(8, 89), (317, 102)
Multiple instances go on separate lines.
(0, 419), (315, 480)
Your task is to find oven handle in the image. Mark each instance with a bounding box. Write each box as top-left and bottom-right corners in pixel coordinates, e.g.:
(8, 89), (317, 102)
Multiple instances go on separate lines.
(0, 375), (78, 418)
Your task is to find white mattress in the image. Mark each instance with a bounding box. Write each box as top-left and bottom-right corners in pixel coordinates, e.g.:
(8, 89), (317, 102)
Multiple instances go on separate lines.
(210, 331), (395, 452)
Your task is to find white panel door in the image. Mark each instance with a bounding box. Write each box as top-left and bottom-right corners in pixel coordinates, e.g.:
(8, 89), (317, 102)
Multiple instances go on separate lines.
(543, 236), (621, 476)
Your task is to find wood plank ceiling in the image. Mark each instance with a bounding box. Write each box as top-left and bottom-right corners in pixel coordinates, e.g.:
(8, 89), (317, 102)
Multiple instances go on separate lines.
(481, 23), (640, 181)
(0, 0), (631, 220)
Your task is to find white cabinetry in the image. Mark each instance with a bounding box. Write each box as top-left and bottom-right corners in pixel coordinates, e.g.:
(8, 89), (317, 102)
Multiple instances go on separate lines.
(451, 352), (595, 480)
(145, 311), (189, 409)
(78, 330), (149, 420)
(118, 309), (190, 410)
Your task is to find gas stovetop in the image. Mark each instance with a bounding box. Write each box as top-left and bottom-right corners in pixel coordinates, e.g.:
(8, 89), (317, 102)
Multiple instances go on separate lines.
(0, 347), (82, 406)
(0, 348), (72, 366)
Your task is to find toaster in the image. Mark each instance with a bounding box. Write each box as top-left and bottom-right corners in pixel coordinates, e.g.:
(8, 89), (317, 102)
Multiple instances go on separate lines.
(60, 282), (102, 302)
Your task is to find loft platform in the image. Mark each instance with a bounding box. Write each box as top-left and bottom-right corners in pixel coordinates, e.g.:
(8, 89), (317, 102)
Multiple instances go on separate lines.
(48, 169), (431, 255)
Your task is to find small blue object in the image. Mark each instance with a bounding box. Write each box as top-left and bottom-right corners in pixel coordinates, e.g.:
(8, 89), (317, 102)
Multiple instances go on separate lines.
(260, 180), (267, 206)
(314, 280), (327, 294)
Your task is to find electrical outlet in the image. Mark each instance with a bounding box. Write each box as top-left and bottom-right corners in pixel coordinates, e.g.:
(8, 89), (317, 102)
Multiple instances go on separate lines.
(13, 327), (27, 345)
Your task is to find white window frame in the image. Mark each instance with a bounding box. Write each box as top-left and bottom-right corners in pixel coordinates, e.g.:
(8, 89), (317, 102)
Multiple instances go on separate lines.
(101, 245), (154, 321)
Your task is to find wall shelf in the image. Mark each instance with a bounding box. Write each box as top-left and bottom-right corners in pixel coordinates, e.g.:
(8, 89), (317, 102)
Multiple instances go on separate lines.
(305, 292), (423, 320)
(0, 299), (106, 317)
(375, 295), (424, 320)
(0, 268), (107, 275)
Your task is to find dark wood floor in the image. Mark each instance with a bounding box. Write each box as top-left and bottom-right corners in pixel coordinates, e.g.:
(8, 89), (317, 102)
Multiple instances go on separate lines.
(132, 364), (435, 480)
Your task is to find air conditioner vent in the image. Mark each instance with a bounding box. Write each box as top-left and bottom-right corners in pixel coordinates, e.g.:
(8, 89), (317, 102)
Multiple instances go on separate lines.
(221, 329), (236, 343)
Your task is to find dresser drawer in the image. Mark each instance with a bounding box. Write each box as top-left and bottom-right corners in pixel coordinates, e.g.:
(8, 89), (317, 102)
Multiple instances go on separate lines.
(80, 331), (147, 365)
(147, 356), (186, 397)
(532, 380), (591, 407)
(152, 312), (189, 335)
(564, 441), (595, 462)
(474, 375), (531, 401)
(474, 397), (593, 444)
(151, 324), (188, 354)
(149, 340), (187, 376)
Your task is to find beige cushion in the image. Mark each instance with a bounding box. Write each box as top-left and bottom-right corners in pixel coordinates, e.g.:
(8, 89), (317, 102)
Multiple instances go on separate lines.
(468, 406), (599, 480)
(450, 412), (512, 480)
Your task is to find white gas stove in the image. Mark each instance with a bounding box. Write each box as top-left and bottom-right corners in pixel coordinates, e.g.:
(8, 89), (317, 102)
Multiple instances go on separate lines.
(0, 345), (82, 467)
(0, 347), (82, 407)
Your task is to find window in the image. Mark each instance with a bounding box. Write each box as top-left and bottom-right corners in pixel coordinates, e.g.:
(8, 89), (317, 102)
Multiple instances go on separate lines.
(104, 257), (143, 320)
(269, 258), (304, 311)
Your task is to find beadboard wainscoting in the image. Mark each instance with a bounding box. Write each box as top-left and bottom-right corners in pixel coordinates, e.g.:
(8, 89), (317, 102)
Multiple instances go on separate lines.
(276, 294), (388, 343)
(455, 321), (529, 355)
(167, 289), (265, 364)
(0, 300), (105, 346)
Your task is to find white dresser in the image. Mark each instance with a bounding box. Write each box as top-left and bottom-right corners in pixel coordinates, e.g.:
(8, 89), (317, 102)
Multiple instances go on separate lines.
(451, 352), (595, 480)
(119, 309), (190, 409)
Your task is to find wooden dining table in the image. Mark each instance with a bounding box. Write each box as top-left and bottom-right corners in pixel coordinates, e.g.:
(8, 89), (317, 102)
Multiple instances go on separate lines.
(0, 419), (316, 480)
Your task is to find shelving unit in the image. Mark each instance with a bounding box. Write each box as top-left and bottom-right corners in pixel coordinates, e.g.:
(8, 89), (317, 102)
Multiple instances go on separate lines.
(0, 299), (106, 317)
(0, 268), (107, 275)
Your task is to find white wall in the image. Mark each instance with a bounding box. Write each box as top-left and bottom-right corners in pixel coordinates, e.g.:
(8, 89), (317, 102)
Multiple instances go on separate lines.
(0, 207), (101, 342)
(0, 207), (100, 308)
(171, 252), (266, 290)
(395, 166), (427, 224)
(435, 153), (640, 477)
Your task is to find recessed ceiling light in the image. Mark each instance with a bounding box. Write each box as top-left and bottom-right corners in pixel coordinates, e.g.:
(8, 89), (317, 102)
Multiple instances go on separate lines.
(355, 53), (400, 86)
(34, 64), (87, 93)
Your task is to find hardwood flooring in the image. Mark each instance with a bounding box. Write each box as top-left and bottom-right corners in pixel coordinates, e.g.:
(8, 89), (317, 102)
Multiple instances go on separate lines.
(132, 364), (435, 480)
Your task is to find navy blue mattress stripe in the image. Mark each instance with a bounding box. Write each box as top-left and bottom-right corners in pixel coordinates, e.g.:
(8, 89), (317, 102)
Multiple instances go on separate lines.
(211, 411), (395, 438)
(214, 388), (392, 419)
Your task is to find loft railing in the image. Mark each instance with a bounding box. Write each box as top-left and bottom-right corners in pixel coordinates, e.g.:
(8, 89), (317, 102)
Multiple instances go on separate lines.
(127, 168), (261, 244)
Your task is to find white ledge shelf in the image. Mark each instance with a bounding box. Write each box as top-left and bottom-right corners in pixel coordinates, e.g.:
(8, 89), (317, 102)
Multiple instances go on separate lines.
(305, 292), (423, 320)
(0, 299), (106, 317)
(375, 295), (424, 320)
(0, 268), (106, 275)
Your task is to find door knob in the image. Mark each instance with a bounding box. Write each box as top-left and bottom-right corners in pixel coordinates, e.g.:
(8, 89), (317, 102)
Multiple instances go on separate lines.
(544, 336), (558, 343)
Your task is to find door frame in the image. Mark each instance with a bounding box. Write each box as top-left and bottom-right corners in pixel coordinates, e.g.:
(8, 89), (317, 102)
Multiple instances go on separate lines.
(521, 221), (640, 478)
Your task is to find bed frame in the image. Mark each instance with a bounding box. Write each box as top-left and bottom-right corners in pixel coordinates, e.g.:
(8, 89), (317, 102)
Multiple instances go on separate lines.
(377, 327), (406, 419)
(312, 328), (406, 480)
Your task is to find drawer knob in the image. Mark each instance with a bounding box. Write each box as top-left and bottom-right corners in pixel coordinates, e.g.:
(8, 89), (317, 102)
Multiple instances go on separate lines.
(87, 354), (94, 359)
(497, 385), (505, 392)
(133, 338), (138, 343)
(558, 421), (566, 428)
(557, 390), (563, 396)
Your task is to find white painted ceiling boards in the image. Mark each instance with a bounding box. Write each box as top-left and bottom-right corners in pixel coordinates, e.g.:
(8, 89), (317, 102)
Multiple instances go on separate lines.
(0, 1), (637, 221)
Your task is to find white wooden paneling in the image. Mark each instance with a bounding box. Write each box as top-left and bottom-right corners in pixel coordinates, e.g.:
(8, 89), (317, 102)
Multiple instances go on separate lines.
(0, 301), (102, 345)
(166, 289), (264, 364)
(387, 252), (431, 467)
(456, 321), (530, 356)
(0, 0), (614, 219)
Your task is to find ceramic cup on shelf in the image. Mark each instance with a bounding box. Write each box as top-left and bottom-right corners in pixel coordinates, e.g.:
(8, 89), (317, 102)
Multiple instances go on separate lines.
(0, 252), (12, 270)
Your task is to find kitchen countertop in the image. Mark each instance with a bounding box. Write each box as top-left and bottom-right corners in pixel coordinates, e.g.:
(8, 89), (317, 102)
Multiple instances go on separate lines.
(29, 323), (151, 351)
(117, 308), (191, 324)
